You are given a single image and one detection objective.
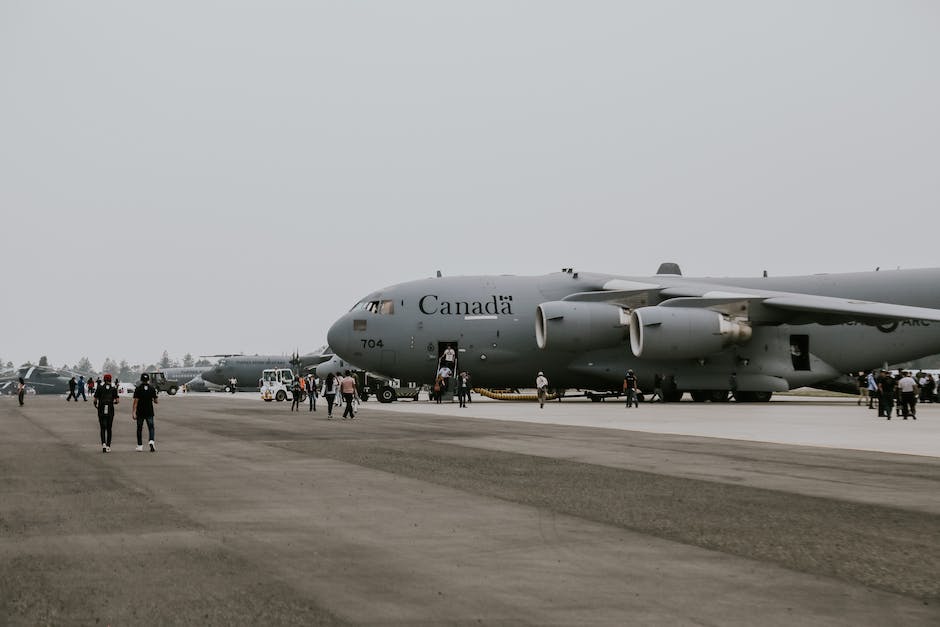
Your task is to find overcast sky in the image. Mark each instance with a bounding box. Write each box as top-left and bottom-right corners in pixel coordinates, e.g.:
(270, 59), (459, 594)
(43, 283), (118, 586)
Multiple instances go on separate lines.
(1, 1), (938, 369)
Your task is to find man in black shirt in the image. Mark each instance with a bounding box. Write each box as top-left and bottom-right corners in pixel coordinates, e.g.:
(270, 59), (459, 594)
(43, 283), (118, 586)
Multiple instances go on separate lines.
(878, 371), (896, 420)
(623, 370), (639, 408)
(94, 373), (119, 452)
(133, 373), (159, 451)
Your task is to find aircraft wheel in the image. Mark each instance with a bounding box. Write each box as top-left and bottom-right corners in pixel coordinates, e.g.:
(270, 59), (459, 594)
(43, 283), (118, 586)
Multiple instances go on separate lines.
(166, 386), (178, 396)
(223, 385), (231, 393)
(359, 391), (370, 402)
(709, 390), (730, 402)
(587, 392), (602, 402)
(275, 390), (286, 402)
(690, 390), (708, 402)
(378, 386), (397, 403)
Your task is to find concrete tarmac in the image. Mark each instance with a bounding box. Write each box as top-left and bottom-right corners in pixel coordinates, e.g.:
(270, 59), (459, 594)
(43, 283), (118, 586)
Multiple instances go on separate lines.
(1, 393), (939, 625)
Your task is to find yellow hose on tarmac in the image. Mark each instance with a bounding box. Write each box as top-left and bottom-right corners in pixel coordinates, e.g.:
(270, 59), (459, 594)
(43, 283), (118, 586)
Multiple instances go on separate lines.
(473, 388), (559, 401)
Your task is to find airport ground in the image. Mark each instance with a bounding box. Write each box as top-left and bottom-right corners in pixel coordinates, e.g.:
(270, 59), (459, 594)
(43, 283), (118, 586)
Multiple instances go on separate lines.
(1, 393), (939, 625)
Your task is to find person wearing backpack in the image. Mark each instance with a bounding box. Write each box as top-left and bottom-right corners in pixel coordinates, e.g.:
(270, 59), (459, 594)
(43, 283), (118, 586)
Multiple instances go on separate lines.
(94, 373), (119, 453)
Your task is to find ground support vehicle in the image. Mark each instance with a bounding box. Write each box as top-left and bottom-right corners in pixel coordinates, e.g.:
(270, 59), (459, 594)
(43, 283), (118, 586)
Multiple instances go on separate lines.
(145, 372), (180, 395)
(260, 368), (304, 402)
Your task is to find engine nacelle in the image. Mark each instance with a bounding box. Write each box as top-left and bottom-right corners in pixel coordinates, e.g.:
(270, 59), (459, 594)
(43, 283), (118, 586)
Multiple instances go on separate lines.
(629, 306), (751, 359)
(536, 301), (630, 351)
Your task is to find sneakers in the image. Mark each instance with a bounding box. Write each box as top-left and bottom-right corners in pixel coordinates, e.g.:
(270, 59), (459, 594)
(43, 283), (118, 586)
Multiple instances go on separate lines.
(102, 444), (108, 453)
(136, 444), (144, 451)
(105, 445), (111, 453)
(149, 440), (156, 452)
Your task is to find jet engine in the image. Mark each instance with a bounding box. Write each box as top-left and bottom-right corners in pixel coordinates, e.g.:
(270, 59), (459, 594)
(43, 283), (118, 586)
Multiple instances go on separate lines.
(629, 306), (752, 359)
(536, 301), (630, 351)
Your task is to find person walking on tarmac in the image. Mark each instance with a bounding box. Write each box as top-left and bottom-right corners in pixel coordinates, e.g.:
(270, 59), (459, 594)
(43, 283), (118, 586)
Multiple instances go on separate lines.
(290, 376), (303, 412)
(66, 376), (77, 402)
(536, 371), (549, 408)
(77, 375), (88, 401)
(340, 372), (358, 419)
(623, 370), (639, 408)
(457, 372), (471, 407)
(94, 373), (119, 452)
(307, 374), (318, 412)
(323, 373), (338, 419)
(17, 377), (26, 406)
(132, 372), (159, 452)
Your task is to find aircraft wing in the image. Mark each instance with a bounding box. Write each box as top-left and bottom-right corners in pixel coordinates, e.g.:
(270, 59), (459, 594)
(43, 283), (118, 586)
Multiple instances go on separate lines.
(567, 281), (940, 325)
(758, 294), (940, 324)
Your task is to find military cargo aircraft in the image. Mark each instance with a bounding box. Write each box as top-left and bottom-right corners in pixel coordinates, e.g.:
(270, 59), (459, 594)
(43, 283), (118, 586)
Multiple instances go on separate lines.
(161, 366), (211, 384)
(199, 351), (330, 392)
(0, 364), (83, 395)
(326, 265), (940, 402)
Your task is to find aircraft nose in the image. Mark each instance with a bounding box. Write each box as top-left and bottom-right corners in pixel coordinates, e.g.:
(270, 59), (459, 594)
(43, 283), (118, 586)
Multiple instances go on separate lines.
(327, 315), (351, 359)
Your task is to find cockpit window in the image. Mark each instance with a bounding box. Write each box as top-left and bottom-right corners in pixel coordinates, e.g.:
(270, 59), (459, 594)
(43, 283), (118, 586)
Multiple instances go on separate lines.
(353, 299), (395, 315)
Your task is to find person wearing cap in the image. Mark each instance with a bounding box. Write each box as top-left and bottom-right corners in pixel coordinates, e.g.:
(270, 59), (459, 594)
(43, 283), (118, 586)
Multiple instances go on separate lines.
(536, 371), (549, 408)
(94, 373), (119, 452)
(132, 372), (159, 451)
(623, 370), (639, 408)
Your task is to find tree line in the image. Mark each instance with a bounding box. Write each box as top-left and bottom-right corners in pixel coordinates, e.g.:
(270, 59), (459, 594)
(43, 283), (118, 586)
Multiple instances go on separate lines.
(1, 351), (214, 379)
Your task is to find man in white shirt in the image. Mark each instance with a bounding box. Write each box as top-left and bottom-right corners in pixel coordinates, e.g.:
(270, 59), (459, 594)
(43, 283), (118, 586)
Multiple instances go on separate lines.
(897, 371), (918, 419)
(536, 371), (549, 408)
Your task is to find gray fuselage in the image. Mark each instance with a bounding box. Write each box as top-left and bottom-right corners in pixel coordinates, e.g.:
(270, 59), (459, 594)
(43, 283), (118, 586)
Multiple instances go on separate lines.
(326, 269), (940, 394)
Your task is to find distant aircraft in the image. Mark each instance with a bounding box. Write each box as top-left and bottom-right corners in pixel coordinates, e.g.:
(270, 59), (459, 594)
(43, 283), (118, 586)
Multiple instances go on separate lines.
(327, 264), (940, 402)
(179, 374), (220, 393)
(0, 364), (83, 395)
(160, 366), (211, 385)
(199, 351), (329, 391)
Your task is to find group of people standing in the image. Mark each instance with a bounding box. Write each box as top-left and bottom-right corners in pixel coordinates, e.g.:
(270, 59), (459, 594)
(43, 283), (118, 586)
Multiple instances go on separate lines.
(858, 369), (925, 420)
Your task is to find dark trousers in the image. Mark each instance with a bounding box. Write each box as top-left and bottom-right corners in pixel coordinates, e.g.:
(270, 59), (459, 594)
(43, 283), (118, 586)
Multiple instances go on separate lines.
(879, 394), (894, 417)
(325, 393), (336, 415)
(308, 392), (316, 411)
(77, 388), (87, 401)
(136, 416), (155, 445)
(625, 389), (638, 407)
(18, 391), (24, 406)
(342, 392), (355, 418)
(67, 389), (76, 401)
(900, 392), (916, 417)
(99, 414), (114, 446)
(291, 392), (300, 411)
